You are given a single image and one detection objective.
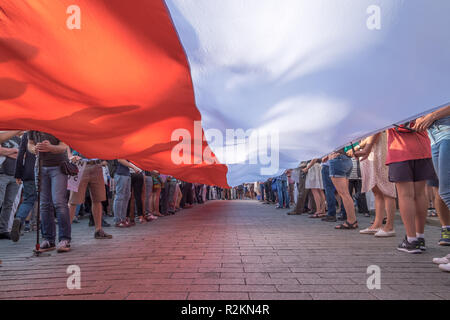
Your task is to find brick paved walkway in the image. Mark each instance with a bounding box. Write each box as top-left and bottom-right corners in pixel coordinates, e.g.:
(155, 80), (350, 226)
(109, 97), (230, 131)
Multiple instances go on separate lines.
(0, 200), (449, 300)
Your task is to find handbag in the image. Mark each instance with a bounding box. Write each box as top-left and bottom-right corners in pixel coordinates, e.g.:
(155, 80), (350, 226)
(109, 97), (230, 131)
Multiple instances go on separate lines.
(60, 161), (79, 176)
(394, 121), (416, 133)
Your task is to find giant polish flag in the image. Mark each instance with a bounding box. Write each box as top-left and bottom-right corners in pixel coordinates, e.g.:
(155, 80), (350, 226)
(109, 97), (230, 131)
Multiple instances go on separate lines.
(1, 1), (449, 187)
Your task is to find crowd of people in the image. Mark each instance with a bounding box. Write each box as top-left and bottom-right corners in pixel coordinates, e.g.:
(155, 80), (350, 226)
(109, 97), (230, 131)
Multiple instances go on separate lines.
(251, 105), (449, 272)
(0, 105), (448, 272)
(0, 130), (236, 253)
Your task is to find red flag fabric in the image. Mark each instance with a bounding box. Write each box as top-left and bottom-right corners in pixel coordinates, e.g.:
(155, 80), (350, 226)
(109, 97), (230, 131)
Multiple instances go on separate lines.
(0, 0), (229, 187)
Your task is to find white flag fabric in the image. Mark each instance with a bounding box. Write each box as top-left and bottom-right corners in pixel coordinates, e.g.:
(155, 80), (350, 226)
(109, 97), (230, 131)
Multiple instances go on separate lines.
(166, 0), (450, 186)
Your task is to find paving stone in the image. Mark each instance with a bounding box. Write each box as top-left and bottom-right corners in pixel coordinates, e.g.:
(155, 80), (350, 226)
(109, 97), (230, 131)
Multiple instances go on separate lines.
(220, 272), (270, 279)
(433, 292), (450, 299)
(245, 278), (299, 285)
(188, 292), (249, 300)
(171, 272), (220, 279)
(298, 278), (357, 285)
(310, 293), (378, 300)
(331, 284), (395, 293)
(269, 273), (321, 279)
(0, 200), (448, 300)
(220, 285), (277, 292)
(276, 284), (337, 293)
(249, 293), (313, 300)
(16, 294), (129, 300)
(388, 284), (450, 293)
(370, 291), (443, 300)
(192, 278), (245, 285)
(126, 292), (188, 300)
(0, 286), (110, 299)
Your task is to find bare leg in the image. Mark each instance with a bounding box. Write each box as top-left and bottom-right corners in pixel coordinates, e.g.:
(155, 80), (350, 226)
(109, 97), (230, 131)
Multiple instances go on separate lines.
(396, 182), (417, 238)
(332, 177), (356, 224)
(318, 189), (326, 213)
(414, 181), (428, 235)
(433, 187), (450, 226)
(425, 185), (434, 209)
(176, 186), (182, 209)
(312, 189), (324, 214)
(335, 193), (341, 211)
(382, 195), (396, 232)
(370, 186), (385, 229)
(69, 204), (77, 223)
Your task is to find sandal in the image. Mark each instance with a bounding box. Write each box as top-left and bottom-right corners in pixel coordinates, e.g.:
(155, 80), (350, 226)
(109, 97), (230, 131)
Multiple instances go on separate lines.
(309, 213), (324, 219)
(145, 214), (157, 221)
(138, 217), (146, 224)
(335, 220), (358, 230)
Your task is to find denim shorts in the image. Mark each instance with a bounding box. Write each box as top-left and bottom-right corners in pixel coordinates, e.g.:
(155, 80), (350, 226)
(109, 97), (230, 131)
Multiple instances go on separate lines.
(328, 155), (353, 179)
(428, 116), (450, 146)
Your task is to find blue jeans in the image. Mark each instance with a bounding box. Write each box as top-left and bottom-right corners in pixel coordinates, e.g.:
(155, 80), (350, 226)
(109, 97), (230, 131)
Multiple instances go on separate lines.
(0, 174), (20, 233)
(113, 174), (131, 222)
(429, 118), (450, 208)
(16, 180), (37, 224)
(322, 164), (347, 219)
(75, 204), (82, 217)
(40, 166), (71, 242)
(259, 183), (265, 201)
(276, 179), (289, 208)
(321, 165), (336, 217)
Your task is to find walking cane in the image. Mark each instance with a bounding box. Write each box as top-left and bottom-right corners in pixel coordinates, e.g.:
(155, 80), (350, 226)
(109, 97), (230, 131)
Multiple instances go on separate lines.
(33, 148), (42, 256)
(32, 132), (48, 257)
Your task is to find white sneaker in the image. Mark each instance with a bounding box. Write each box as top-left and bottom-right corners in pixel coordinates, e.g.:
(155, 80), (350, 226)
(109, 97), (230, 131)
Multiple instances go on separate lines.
(56, 240), (71, 253)
(360, 227), (380, 235)
(432, 254), (450, 265)
(374, 229), (396, 238)
(438, 263), (450, 272)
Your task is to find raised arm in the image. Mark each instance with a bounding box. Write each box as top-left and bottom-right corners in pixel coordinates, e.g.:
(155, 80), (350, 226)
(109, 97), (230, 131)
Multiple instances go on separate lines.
(42, 141), (69, 154)
(303, 158), (317, 172)
(413, 104), (450, 132)
(354, 133), (381, 160)
(118, 159), (142, 173)
(0, 130), (23, 143)
(0, 146), (17, 156)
